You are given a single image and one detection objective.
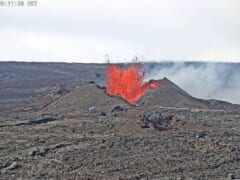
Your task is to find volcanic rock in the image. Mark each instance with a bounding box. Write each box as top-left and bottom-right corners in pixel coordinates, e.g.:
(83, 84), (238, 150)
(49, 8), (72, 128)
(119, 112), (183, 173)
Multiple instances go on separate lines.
(111, 106), (125, 113)
(88, 106), (97, 113)
(228, 173), (235, 180)
(99, 112), (107, 116)
(1, 162), (20, 173)
(139, 111), (176, 131)
(54, 85), (70, 96)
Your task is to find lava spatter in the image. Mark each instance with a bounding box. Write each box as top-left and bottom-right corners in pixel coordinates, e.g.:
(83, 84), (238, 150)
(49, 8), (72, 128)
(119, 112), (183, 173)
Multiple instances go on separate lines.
(105, 63), (160, 104)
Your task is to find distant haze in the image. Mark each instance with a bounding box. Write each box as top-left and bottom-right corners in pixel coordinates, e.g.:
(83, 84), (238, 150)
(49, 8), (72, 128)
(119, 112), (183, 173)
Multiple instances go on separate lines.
(0, 0), (240, 63)
(145, 62), (240, 104)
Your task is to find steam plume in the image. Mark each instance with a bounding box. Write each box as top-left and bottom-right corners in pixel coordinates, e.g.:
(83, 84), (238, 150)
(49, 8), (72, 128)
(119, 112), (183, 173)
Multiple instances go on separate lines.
(145, 62), (240, 104)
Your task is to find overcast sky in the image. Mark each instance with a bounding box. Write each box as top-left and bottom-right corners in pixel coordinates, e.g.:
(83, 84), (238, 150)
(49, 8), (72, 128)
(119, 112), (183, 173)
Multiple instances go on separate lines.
(0, 0), (240, 63)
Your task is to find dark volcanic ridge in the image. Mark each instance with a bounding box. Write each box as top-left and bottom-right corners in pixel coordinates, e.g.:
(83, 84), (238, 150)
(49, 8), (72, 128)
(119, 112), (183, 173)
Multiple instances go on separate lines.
(45, 77), (240, 113)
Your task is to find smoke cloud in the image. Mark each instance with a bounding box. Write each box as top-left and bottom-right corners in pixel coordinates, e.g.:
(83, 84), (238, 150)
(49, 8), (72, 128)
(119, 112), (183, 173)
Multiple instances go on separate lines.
(145, 62), (240, 104)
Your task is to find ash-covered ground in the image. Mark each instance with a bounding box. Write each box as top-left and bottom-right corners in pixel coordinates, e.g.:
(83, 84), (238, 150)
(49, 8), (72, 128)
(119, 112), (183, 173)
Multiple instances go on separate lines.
(0, 62), (240, 179)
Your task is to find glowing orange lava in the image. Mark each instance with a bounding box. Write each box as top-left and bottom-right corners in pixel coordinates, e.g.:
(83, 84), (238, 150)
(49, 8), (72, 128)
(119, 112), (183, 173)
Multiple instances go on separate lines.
(105, 63), (160, 104)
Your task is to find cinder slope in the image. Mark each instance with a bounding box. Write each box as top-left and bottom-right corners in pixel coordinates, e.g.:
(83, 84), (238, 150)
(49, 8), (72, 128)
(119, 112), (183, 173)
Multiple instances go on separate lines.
(46, 84), (130, 114)
(138, 77), (240, 110)
(137, 77), (205, 108)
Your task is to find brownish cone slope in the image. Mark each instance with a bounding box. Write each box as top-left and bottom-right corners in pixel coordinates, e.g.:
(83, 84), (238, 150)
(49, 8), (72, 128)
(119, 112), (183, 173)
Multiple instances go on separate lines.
(45, 84), (130, 114)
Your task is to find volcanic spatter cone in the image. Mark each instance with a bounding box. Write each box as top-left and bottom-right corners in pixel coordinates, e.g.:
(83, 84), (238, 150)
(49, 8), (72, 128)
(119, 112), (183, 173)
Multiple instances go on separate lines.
(105, 63), (160, 104)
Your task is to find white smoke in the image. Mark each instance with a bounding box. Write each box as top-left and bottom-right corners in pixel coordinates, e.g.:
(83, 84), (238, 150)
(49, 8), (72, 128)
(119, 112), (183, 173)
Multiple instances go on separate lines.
(145, 62), (240, 104)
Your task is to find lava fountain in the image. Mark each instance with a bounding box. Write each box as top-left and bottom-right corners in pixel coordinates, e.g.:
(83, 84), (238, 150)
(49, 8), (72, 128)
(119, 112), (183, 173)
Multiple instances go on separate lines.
(105, 62), (160, 104)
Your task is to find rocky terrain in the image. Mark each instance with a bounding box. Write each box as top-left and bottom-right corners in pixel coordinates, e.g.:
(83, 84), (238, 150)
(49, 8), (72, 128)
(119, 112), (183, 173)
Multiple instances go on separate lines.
(0, 62), (240, 179)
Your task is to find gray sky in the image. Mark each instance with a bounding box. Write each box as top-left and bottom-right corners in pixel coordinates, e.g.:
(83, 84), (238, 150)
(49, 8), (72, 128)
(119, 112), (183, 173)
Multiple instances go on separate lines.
(1, 0), (240, 63)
